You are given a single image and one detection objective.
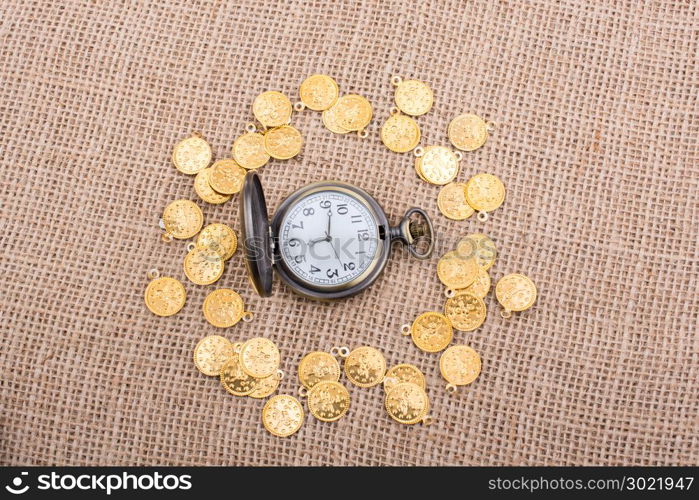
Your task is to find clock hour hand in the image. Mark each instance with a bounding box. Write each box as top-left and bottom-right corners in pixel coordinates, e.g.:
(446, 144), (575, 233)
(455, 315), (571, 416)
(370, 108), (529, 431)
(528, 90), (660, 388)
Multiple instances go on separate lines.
(309, 236), (328, 246)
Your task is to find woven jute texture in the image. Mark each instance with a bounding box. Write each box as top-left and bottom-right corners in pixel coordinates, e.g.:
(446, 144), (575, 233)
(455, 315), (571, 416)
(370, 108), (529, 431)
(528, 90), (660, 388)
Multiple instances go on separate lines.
(1, 0), (697, 466)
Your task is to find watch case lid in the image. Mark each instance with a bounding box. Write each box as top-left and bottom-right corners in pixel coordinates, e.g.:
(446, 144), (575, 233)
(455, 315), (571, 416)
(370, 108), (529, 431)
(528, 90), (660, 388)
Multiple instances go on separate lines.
(240, 171), (273, 296)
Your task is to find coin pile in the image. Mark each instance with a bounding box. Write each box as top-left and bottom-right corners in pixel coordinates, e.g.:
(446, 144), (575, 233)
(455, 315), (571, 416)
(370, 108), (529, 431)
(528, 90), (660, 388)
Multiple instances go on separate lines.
(380, 76), (433, 153)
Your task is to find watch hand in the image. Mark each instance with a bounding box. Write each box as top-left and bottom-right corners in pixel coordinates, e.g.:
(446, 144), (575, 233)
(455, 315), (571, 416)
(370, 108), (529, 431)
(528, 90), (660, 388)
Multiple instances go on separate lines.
(328, 237), (342, 264)
(309, 236), (327, 246)
(326, 210), (332, 240)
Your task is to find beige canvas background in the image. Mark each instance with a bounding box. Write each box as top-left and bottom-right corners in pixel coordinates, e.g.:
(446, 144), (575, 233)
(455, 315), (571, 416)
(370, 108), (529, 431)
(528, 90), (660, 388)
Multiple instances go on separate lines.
(1, 0), (697, 466)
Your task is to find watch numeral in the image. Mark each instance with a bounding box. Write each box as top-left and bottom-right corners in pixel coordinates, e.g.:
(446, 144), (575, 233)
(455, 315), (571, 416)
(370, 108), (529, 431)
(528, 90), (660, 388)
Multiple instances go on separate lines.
(294, 255), (305, 264)
(343, 262), (356, 271)
(303, 207), (315, 216)
(289, 238), (300, 247)
(292, 221), (304, 229)
(357, 229), (370, 241)
(319, 200), (331, 209)
(350, 215), (362, 223)
(326, 268), (339, 278)
(310, 265), (320, 273)
(337, 204), (348, 215)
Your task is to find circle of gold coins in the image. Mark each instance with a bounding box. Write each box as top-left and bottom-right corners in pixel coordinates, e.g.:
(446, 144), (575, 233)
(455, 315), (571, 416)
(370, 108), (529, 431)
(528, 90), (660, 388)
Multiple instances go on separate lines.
(197, 223), (237, 261)
(262, 395), (304, 437)
(238, 337), (281, 379)
(193, 335), (234, 376)
(444, 291), (486, 332)
(252, 91), (293, 127)
(220, 354), (258, 396)
(463, 267), (491, 298)
(385, 382), (430, 425)
(172, 134), (211, 175)
(465, 173), (505, 213)
(448, 113), (489, 151)
(440, 345), (481, 387)
(248, 373), (281, 399)
(162, 200), (203, 240)
(457, 233), (496, 271)
(415, 146), (460, 185)
(232, 132), (270, 170)
(393, 78), (433, 116)
(383, 364), (426, 392)
(405, 312), (453, 353)
(298, 351), (341, 389)
(437, 250), (479, 289)
(343, 346), (386, 388)
(307, 381), (350, 422)
(321, 104), (350, 134)
(299, 74), (339, 111)
(495, 273), (537, 313)
(208, 158), (246, 195)
(183, 247), (224, 285)
(194, 168), (231, 204)
(380, 112), (421, 153)
(264, 125), (303, 160)
(144, 277), (186, 317)
(437, 182), (474, 220)
(202, 288), (247, 328)
(332, 94), (373, 132)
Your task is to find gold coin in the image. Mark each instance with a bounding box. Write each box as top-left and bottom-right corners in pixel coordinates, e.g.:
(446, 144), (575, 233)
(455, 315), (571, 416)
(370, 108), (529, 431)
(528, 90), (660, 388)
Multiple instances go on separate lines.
(298, 351), (341, 389)
(321, 104), (350, 134)
(183, 247), (224, 285)
(383, 364), (426, 392)
(220, 354), (258, 396)
(437, 182), (474, 220)
(415, 157), (429, 182)
(202, 288), (245, 328)
(333, 94), (373, 131)
(194, 168), (231, 205)
(385, 382), (429, 425)
(408, 312), (453, 353)
(307, 381), (350, 422)
(299, 74), (339, 111)
(264, 125), (303, 160)
(416, 146), (460, 185)
(380, 113), (420, 153)
(208, 158), (246, 195)
(144, 277), (186, 317)
(252, 90), (292, 127)
(437, 251), (479, 289)
(239, 337), (280, 379)
(197, 223), (237, 260)
(248, 373), (281, 399)
(344, 346), (386, 388)
(172, 135), (211, 175)
(262, 395), (304, 437)
(457, 233), (497, 271)
(394, 79), (433, 116)
(232, 132), (270, 169)
(463, 267), (491, 298)
(448, 113), (488, 151)
(465, 173), (505, 212)
(162, 200), (203, 240)
(444, 291), (486, 332)
(193, 335), (234, 376)
(495, 273), (537, 312)
(439, 345), (481, 386)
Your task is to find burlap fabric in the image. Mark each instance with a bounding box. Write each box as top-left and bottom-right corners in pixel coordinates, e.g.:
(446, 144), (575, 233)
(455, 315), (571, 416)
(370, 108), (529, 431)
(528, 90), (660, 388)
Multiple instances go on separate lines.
(1, 0), (697, 466)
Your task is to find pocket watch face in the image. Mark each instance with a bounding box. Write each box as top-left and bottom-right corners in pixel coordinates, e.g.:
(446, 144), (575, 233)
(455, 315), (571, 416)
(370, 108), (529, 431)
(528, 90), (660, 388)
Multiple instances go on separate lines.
(279, 189), (380, 288)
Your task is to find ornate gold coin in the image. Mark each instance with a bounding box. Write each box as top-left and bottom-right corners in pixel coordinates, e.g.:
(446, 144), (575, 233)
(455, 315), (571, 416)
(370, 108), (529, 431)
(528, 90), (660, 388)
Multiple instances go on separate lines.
(299, 74), (339, 111)
(298, 351), (341, 389)
(183, 246), (224, 285)
(197, 223), (237, 261)
(437, 182), (474, 220)
(385, 382), (430, 425)
(465, 173), (505, 215)
(238, 337), (280, 379)
(208, 158), (246, 195)
(440, 345), (481, 388)
(194, 168), (231, 204)
(220, 354), (258, 396)
(161, 200), (203, 240)
(172, 134), (211, 175)
(252, 90), (292, 127)
(448, 113), (489, 151)
(307, 381), (350, 422)
(463, 267), (491, 298)
(457, 233), (497, 271)
(444, 291), (486, 332)
(193, 335), (234, 376)
(262, 395), (304, 437)
(264, 125), (303, 160)
(403, 312), (453, 353)
(380, 112), (420, 153)
(415, 146), (461, 185)
(202, 288), (249, 328)
(144, 277), (186, 317)
(333, 94), (373, 131)
(321, 104), (350, 134)
(437, 251), (479, 289)
(383, 364), (426, 392)
(344, 346), (386, 388)
(495, 273), (537, 315)
(248, 372), (281, 399)
(232, 132), (270, 169)
(393, 77), (433, 116)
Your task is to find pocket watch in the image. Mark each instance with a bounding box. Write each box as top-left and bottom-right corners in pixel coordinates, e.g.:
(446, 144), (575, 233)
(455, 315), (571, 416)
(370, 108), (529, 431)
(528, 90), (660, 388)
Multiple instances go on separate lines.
(240, 172), (435, 300)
